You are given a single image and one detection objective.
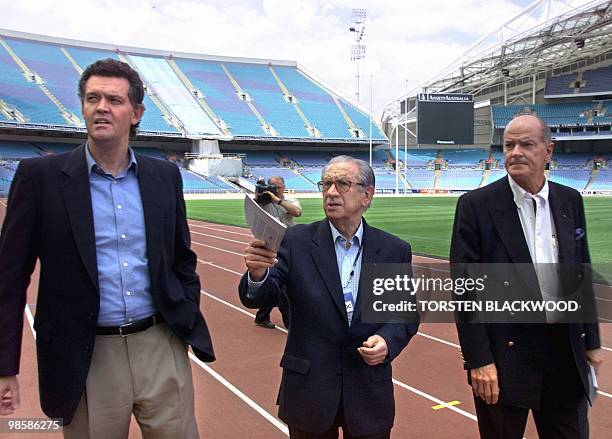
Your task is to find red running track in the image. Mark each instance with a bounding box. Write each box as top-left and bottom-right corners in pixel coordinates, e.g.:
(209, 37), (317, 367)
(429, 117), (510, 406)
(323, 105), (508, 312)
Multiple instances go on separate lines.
(0, 201), (610, 438)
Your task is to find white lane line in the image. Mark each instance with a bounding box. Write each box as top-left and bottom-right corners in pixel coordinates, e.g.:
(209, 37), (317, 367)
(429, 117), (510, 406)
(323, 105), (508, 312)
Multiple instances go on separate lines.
(23, 304), (288, 436)
(192, 241), (243, 256)
(194, 240), (612, 398)
(598, 389), (612, 398)
(191, 231), (249, 245)
(416, 332), (461, 349)
(200, 289), (475, 420)
(391, 379), (477, 421)
(188, 352), (289, 436)
(25, 305), (36, 338)
(201, 290), (288, 334)
(189, 223), (253, 237)
(198, 259), (243, 276)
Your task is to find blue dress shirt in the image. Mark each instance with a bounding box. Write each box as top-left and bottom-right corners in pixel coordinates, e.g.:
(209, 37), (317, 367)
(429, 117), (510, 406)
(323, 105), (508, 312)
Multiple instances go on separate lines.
(85, 146), (156, 326)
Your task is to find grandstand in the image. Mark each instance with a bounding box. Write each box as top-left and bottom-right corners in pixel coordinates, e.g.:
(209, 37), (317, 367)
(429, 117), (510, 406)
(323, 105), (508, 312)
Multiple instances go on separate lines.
(1, 1), (612, 197)
(379, 0), (612, 194)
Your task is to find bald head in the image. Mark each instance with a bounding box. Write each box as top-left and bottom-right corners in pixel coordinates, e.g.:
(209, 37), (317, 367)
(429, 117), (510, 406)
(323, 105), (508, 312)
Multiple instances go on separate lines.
(503, 114), (551, 145)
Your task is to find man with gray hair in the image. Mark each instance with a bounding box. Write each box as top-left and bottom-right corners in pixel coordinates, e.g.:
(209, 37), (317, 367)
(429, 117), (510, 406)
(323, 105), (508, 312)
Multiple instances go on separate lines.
(450, 114), (602, 439)
(239, 155), (418, 438)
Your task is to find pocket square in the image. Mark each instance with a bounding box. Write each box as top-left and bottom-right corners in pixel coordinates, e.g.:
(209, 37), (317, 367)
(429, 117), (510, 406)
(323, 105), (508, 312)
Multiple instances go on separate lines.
(575, 228), (585, 241)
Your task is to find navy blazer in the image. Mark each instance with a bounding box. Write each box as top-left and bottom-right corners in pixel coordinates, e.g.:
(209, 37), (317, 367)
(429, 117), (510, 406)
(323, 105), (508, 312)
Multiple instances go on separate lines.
(239, 219), (418, 436)
(0, 145), (214, 424)
(450, 176), (600, 409)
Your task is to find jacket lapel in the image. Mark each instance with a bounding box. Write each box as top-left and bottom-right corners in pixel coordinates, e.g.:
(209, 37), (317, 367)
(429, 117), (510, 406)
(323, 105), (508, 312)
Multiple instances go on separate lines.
(134, 154), (164, 279)
(490, 177), (533, 263)
(62, 145), (99, 292)
(548, 183), (575, 264)
(310, 220), (347, 323)
(352, 220), (379, 323)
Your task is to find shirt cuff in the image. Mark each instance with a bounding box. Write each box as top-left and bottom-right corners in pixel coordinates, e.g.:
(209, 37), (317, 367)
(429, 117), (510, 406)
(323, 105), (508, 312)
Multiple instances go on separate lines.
(247, 269), (269, 289)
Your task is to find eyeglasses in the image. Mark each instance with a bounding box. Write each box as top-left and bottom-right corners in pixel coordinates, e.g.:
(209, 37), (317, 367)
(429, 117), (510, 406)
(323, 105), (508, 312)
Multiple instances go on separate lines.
(317, 178), (365, 193)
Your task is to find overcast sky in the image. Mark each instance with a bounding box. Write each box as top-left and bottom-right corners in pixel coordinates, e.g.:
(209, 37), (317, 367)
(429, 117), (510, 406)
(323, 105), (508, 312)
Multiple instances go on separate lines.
(0, 0), (594, 119)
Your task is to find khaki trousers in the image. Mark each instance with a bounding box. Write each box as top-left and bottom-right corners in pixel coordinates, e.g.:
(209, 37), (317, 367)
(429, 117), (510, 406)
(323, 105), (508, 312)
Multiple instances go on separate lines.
(63, 323), (199, 439)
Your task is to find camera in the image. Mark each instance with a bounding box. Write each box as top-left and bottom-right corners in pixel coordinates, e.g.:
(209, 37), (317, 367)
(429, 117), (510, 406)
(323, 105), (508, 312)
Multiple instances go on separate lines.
(255, 181), (278, 206)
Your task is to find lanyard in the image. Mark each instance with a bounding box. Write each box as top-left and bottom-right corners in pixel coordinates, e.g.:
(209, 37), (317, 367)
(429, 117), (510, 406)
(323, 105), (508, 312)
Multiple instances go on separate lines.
(342, 244), (363, 290)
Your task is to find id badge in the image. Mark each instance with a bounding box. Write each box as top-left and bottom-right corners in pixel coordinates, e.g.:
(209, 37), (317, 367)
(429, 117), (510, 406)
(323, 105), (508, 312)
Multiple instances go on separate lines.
(343, 291), (354, 313)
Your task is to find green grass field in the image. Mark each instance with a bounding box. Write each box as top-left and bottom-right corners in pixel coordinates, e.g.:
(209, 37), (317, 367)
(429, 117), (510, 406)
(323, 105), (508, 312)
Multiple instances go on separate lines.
(186, 196), (612, 264)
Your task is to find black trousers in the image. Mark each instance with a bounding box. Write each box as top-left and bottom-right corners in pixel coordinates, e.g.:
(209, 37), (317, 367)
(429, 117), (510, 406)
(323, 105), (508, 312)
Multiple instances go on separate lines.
(475, 325), (589, 439)
(255, 288), (290, 328)
(288, 402), (390, 439)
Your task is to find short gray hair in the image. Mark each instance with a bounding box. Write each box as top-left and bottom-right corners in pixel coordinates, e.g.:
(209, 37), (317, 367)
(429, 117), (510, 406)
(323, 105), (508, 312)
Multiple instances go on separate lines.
(322, 155), (375, 189)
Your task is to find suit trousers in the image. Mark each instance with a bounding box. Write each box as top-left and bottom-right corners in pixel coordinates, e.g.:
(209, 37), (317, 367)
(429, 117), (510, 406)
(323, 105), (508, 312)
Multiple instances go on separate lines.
(288, 399), (391, 439)
(474, 325), (588, 439)
(63, 323), (199, 439)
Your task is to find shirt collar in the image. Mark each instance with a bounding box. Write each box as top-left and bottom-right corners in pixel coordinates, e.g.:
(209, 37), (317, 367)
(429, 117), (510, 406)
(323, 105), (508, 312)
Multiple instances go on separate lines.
(508, 174), (549, 206)
(85, 143), (138, 176)
(329, 219), (363, 248)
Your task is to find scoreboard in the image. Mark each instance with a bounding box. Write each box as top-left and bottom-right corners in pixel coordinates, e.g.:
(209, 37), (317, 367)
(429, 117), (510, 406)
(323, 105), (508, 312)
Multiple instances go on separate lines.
(417, 93), (474, 145)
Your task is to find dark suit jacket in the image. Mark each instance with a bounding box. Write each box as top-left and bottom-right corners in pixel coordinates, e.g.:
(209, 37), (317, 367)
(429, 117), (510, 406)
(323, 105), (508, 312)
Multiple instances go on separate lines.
(0, 145), (214, 424)
(450, 176), (600, 409)
(239, 219), (418, 436)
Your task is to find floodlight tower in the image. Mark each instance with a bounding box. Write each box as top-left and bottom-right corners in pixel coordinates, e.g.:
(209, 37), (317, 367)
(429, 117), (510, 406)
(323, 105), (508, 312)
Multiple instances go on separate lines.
(349, 8), (366, 103)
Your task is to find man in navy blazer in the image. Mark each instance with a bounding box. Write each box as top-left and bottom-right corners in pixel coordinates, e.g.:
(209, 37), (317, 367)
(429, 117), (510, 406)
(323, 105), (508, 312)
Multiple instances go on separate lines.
(450, 115), (602, 438)
(0, 59), (214, 438)
(239, 155), (418, 438)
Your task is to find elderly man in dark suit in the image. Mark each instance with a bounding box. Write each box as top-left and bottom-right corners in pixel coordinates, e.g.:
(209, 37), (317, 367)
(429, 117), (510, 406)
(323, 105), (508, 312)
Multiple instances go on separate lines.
(239, 155), (418, 439)
(450, 114), (602, 439)
(0, 59), (214, 438)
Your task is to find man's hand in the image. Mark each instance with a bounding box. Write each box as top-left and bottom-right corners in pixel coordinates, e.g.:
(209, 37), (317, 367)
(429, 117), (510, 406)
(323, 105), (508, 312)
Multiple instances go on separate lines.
(358, 335), (388, 366)
(0, 376), (19, 415)
(244, 239), (278, 281)
(587, 349), (603, 375)
(470, 363), (499, 405)
(264, 191), (281, 204)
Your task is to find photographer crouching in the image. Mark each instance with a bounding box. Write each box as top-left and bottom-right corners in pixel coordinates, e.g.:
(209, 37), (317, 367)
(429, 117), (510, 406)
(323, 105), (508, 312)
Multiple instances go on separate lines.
(253, 176), (301, 328)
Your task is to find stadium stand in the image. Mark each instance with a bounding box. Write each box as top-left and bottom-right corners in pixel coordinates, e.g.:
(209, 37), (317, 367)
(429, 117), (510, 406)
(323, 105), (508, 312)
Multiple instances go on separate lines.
(545, 65), (612, 97)
(64, 46), (180, 134)
(224, 63), (310, 138)
(438, 169), (484, 190)
(548, 169), (591, 190)
(247, 166), (317, 192)
(442, 149), (489, 167)
(0, 46), (69, 126)
(404, 169), (435, 189)
(0, 140), (41, 158)
(591, 169), (612, 190)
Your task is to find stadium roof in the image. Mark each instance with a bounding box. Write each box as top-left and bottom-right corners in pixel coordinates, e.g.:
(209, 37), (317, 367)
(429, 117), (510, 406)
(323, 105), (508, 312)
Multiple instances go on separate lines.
(383, 0), (612, 122)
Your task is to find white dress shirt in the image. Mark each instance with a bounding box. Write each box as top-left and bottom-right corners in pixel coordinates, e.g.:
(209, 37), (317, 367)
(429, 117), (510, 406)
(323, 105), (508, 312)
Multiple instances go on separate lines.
(508, 176), (561, 321)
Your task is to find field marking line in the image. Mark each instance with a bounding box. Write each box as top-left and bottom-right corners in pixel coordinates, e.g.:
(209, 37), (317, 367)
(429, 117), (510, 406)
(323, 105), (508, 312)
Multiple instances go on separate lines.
(201, 289), (288, 334)
(391, 379), (477, 421)
(189, 223), (253, 237)
(23, 304), (289, 436)
(191, 231), (250, 245)
(198, 292), (478, 420)
(195, 249), (612, 355)
(432, 400), (461, 410)
(188, 352), (289, 436)
(192, 241), (243, 256)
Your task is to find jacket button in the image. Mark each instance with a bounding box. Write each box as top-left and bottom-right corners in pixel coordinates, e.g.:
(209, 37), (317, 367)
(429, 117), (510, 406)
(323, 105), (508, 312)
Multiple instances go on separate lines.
(580, 332), (586, 338)
(87, 312), (96, 320)
(84, 344), (92, 352)
(503, 281), (509, 287)
(507, 341), (515, 347)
